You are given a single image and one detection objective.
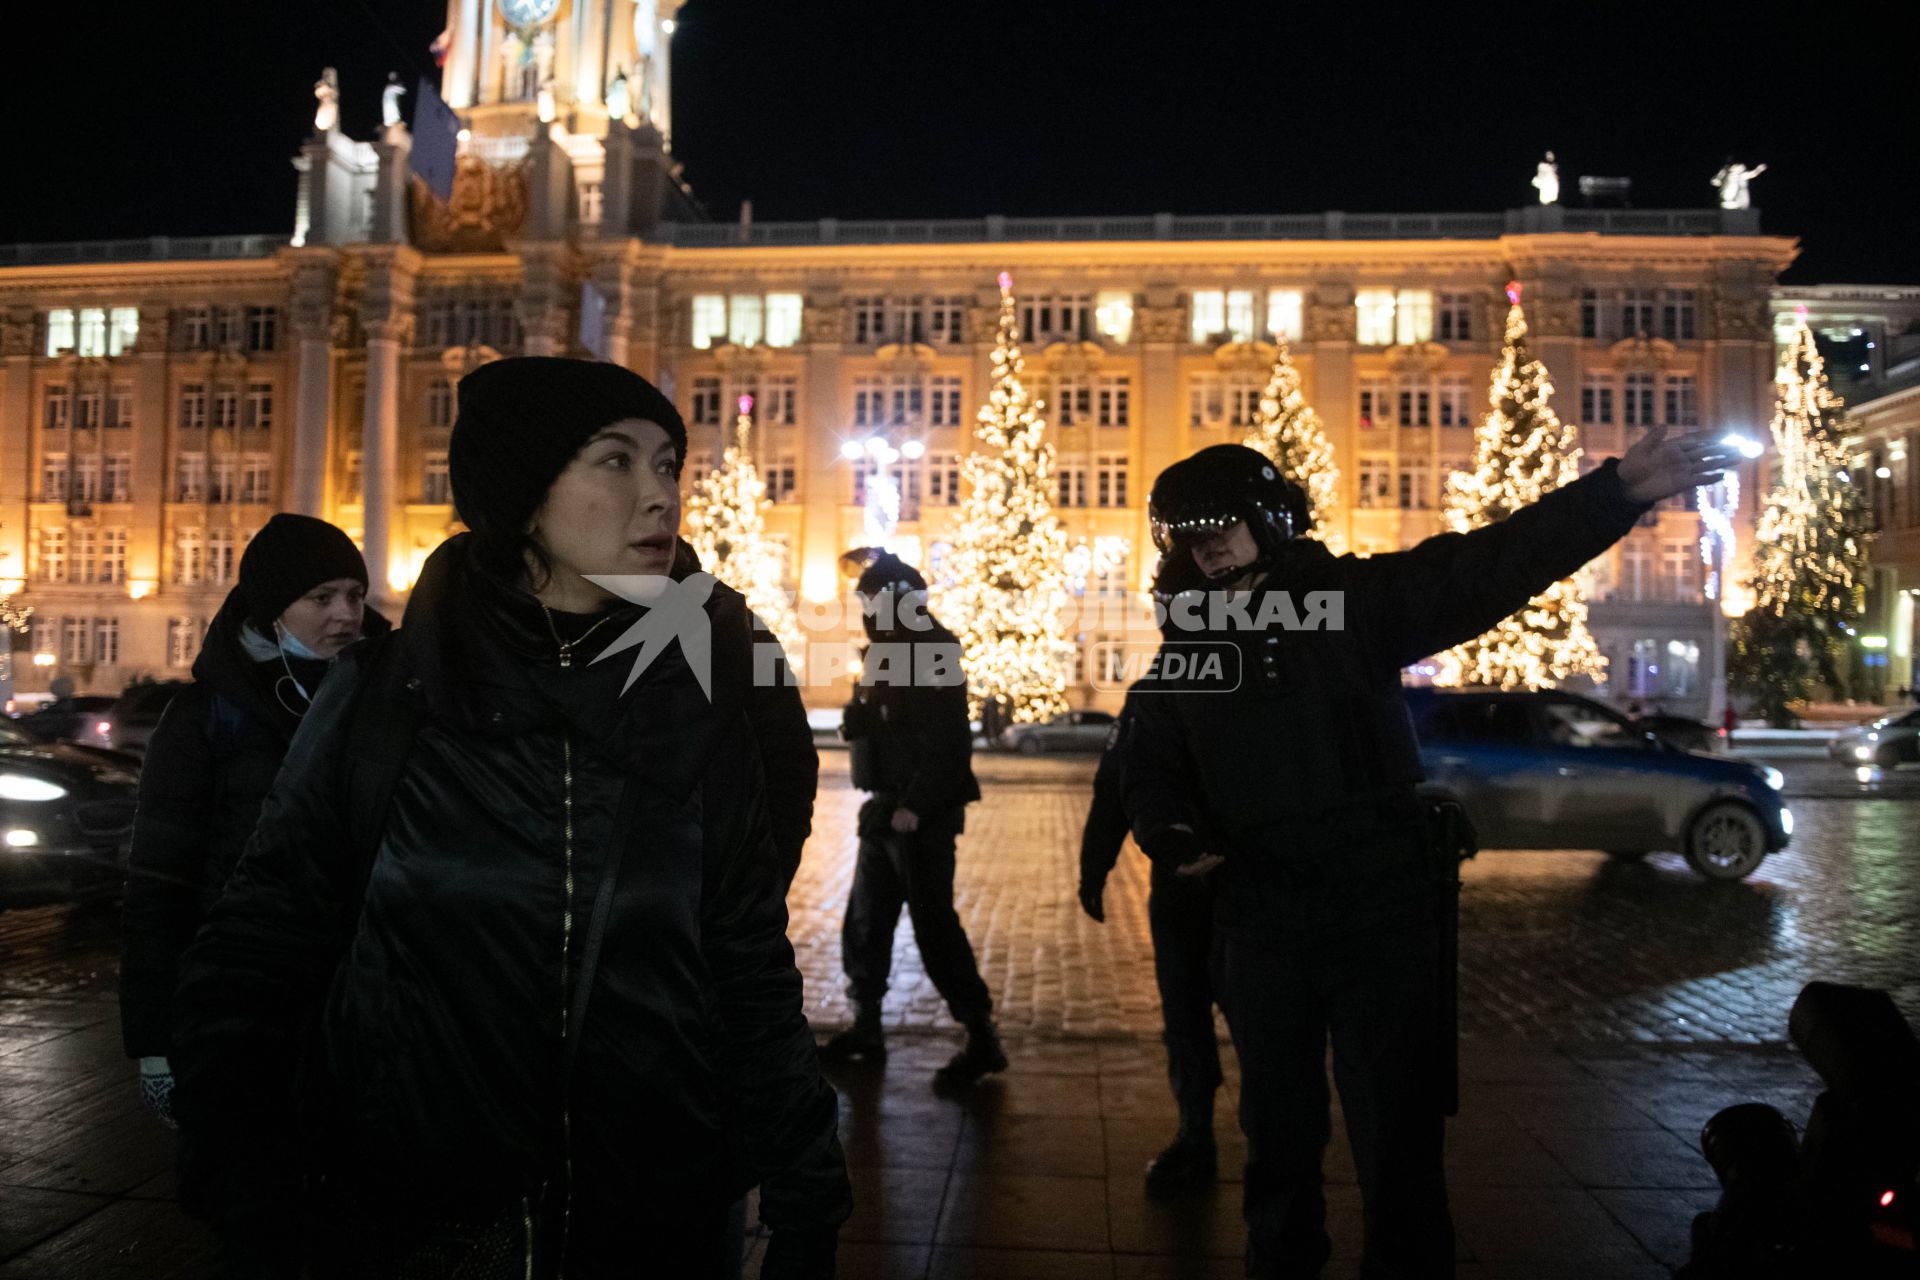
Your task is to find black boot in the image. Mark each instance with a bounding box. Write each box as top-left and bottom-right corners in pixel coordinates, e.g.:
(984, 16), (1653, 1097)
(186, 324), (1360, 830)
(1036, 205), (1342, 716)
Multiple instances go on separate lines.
(820, 1003), (887, 1065)
(932, 1017), (1008, 1094)
(1145, 1092), (1218, 1199)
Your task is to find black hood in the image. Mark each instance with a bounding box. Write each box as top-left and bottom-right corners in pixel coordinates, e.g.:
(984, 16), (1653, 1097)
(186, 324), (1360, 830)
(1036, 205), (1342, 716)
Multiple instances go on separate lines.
(193, 585), (393, 744)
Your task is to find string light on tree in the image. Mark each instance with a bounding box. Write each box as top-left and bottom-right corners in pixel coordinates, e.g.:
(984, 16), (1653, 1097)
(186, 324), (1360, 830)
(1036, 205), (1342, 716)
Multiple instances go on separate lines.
(685, 393), (805, 675)
(1728, 313), (1871, 723)
(936, 271), (1075, 731)
(1434, 282), (1605, 690)
(1243, 339), (1340, 549)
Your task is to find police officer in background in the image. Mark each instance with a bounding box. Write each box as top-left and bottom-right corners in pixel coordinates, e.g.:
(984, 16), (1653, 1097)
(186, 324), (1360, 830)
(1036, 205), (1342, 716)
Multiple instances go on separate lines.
(1124, 428), (1736, 1277)
(822, 550), (1008, 1094)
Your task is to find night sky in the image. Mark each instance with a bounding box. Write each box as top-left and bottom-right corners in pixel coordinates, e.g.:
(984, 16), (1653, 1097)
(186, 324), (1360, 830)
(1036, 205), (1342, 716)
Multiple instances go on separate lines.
(5, 0), (1912, 283)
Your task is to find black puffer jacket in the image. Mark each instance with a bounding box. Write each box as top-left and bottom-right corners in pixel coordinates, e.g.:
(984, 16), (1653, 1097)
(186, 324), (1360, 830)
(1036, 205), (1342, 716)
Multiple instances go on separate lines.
(119, 588), (391, 1059)
(169, 535), (850, 1271)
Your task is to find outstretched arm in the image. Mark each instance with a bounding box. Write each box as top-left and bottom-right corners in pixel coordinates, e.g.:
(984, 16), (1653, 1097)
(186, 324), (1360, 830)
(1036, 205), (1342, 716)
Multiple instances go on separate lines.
(1354, 430), (1736, 668)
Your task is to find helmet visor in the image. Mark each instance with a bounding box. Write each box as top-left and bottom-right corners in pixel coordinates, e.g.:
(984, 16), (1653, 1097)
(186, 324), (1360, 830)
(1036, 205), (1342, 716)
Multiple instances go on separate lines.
(1150, 507), (1245, 555)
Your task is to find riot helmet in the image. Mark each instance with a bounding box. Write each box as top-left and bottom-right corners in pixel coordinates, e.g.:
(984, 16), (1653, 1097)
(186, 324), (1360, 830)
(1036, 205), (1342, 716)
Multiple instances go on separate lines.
(1148, 445), (1299, 584)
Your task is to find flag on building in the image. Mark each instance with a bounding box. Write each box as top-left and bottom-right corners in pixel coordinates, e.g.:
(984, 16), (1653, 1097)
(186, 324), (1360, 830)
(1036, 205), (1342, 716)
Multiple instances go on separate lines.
(409, 76), (460, 203)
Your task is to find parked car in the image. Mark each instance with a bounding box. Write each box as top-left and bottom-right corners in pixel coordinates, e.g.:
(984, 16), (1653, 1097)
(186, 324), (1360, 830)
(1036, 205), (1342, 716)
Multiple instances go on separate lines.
(1405, 688), (1791, 881)
(16, 695), (118, 745)
(1826, 707), (1920, 768)
(0, 718), (142, 909)
(997, 709), (1117, 755)
(1633, 712), (1724, 755)
(78, 680), (192, 756)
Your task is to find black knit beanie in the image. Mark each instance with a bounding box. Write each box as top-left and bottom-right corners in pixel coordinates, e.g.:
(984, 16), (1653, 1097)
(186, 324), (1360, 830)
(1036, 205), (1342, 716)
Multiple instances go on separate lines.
(238, 514), (368, 631)
(449, 357), (688, 576)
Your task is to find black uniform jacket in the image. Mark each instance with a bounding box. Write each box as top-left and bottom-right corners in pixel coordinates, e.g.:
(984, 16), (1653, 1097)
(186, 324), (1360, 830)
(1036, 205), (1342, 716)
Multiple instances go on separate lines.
(1122, 460), (1649, 922)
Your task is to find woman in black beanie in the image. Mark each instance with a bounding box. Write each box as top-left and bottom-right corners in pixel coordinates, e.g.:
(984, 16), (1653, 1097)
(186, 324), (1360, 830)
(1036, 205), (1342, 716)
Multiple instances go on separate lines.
(120, 513), (387, 1130)
(169, 358), (849, 1279)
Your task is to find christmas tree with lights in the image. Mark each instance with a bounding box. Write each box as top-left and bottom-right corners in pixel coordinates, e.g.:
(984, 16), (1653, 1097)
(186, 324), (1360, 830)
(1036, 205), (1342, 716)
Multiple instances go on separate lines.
(1729, 317), (1869, 723)
(684, 395), (805, 675)
(1244, 340), (1340, 546)
(937, 273), (1075, 731)
(1435, 283), (1605, 690)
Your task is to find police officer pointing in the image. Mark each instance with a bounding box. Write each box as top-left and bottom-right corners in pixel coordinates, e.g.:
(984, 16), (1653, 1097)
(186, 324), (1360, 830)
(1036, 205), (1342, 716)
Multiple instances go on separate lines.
(1123, 428), (1736, 1277)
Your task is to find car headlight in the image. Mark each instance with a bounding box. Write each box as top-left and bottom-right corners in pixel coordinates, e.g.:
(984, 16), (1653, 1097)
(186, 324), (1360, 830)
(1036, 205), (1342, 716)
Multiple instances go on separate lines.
(5, 829), (40, 848)
(1854, 745), (1876, 761)
(0, 773), (67, 802)
(1762, 766), (1785, 791)
(1780, 807), (1793, 836)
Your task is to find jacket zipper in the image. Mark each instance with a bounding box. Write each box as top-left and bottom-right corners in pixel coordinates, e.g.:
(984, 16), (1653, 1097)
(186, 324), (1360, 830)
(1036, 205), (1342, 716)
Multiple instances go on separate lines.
(558, 727), (575, 1264)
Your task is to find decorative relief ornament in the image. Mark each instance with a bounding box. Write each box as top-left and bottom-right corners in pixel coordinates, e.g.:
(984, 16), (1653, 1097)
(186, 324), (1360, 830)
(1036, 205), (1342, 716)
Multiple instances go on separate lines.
(1135, 305), (1185, 344)
(409, 155), (531, 252)
(1306, 301), (1355, 343)
(1607, 336), (1677, 372)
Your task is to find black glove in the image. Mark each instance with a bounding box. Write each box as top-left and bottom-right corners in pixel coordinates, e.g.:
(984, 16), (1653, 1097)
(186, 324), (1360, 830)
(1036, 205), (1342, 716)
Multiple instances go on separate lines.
(1138, 825), (1208, 870)
(1077, 880), (1105, 923)
(761, 1227), (837, 1280)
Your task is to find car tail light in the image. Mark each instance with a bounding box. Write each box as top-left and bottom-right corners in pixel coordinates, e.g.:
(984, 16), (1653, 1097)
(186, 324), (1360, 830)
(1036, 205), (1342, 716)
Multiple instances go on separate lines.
(95, 720), (113, 738)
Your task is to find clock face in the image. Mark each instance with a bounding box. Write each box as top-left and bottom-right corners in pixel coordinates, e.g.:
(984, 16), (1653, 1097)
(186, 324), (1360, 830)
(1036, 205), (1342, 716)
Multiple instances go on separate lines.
(501, 0), (560, 28)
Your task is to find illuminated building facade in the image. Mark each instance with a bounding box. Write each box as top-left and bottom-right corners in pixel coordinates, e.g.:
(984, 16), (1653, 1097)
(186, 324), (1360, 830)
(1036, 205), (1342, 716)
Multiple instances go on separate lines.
(0, 0), (1800, 714)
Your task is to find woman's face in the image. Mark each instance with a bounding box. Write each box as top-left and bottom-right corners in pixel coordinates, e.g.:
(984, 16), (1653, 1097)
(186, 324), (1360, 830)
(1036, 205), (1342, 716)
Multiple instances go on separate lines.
(526, 418), (681, 604)
(277, 577), (367, 659)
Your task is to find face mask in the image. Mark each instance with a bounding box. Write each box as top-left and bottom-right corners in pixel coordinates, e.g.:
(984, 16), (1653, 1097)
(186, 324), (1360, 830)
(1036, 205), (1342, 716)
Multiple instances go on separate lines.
(276, 625), (325, 661)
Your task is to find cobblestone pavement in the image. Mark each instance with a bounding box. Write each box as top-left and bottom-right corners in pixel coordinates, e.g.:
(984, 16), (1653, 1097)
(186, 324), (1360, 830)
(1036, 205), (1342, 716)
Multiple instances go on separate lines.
(6, 754), (1917, 1045)
(791, 752), (1920, 1044)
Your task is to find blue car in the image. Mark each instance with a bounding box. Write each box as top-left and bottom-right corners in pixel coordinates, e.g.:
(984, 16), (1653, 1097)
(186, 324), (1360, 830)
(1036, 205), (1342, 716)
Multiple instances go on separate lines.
(1404, 688), (1791, 881)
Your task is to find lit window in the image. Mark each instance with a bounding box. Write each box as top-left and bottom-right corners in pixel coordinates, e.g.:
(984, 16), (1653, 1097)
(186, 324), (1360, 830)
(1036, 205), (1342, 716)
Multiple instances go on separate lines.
(1190, 291), (1226, 344)
(78, 308), (109, 358)
(1225, 291), (1257, 343)
(1395, 291), (1434, 346)
(109, 307), (140, 356)
(578, 181), (603, 226)
(1095, 290), (1134, 344)
(691, 295), (727, 349)
(1355, 290), (1397, 346)
(46, 309), (75, 357)
(727, 294), (764, 347)
(1267, 291), (1303, 343)
(765, 294), (803, 348)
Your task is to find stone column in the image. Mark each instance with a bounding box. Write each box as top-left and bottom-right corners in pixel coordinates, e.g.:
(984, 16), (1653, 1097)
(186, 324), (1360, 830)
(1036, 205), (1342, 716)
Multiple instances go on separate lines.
(288, 250), (340, 517)
(0, 309), (36, 589)
(798, 290), (847, 606)
(358, 248), (421, 612)
(370, 127), (413, 245)
(129, 304), (172, 592)
(1306, 284), (1357, 548)
(517, 243), (573, 356)
(1135, 291), (1184, 575)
